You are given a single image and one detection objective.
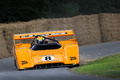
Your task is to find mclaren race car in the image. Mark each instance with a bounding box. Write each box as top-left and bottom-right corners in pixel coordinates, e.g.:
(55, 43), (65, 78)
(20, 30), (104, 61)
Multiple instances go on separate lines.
(13, 30), (79, 70)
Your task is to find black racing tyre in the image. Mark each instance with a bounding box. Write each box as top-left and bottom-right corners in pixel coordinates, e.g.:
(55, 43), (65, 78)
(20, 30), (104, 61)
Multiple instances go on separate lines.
(68, 64), (79, 68)
(75, 64), (80, 67)
(14, 59), (17, 68)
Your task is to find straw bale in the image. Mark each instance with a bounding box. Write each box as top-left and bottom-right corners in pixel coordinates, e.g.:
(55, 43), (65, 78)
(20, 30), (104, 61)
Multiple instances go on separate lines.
(73, 14), (101, 45)
(0, 28), (10, 59)
(100, 13), (120, 42)
(1, 23), (26, 55)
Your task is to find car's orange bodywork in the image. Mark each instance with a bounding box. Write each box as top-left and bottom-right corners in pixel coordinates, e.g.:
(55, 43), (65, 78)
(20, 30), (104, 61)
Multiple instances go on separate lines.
(13, 30), (79, 70)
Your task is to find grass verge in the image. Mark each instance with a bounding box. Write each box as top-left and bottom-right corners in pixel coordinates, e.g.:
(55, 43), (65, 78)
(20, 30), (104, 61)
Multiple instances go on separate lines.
(71, 53), (120, 78)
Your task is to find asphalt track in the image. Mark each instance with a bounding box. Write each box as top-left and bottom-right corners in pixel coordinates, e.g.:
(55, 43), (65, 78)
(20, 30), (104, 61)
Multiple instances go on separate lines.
(0, 41), (120, 80)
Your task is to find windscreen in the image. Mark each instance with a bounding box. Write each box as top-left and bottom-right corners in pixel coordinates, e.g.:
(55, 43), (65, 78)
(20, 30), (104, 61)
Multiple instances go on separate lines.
(31, 43), (61, 50)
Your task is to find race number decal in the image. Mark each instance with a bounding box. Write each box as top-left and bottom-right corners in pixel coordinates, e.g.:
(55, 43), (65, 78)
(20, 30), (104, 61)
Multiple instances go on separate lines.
(42, 56), (54, 61)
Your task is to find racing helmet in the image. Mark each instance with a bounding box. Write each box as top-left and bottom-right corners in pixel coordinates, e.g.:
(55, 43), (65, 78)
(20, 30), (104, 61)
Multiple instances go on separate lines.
(37, 36), (44, 41)
(36, 36), (44, 44)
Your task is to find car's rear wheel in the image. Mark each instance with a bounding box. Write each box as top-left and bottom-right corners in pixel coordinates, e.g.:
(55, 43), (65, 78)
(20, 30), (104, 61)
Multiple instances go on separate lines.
(68, 64), (79, 68)
(14, 59), (19, 69)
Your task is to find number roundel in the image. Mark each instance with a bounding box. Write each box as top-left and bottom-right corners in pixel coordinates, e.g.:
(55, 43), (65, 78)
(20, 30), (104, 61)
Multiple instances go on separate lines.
(42, 56), (54, 61)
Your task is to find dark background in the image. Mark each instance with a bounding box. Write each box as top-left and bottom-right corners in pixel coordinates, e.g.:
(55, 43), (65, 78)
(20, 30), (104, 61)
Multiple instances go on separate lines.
(0, 0), (120, 23)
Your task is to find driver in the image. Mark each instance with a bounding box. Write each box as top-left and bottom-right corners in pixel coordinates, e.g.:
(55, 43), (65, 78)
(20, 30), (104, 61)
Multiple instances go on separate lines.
(36, 36), (48, 44)
(36, 36), (44, 44)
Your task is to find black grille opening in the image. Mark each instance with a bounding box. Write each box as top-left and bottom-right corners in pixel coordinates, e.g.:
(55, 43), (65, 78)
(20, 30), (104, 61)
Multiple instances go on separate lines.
(34, 63), (64, 69)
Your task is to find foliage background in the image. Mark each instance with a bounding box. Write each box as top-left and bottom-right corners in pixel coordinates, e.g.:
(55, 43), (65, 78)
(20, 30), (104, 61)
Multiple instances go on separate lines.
(0, 0), (120, 23)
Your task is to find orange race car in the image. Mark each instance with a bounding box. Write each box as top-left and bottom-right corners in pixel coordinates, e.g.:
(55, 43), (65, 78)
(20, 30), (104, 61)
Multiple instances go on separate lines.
(13, 30), (79, 70)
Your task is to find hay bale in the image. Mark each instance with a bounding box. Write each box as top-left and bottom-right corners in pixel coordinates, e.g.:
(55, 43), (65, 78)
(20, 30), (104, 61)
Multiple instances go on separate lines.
(25, 18), (74, 32)
(25, 19), (48, 33)
(100, 13), (120, 42)
(44, 18), (74, 40)
(45, 18), (74, 30)
(0, 28), (10, 59)
(25, 18), (74, 41)
(1, 23), (27, 55)
(73, 14), (101, 45)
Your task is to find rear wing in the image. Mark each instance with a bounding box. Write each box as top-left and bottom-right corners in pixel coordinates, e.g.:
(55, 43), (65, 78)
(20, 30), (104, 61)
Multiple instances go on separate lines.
(14, 30), (75, 40)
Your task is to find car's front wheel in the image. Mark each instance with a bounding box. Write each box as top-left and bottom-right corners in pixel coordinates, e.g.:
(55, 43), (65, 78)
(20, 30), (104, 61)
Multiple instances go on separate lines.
(14, 59), (24, 70)
(14, 59), (17, 68)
